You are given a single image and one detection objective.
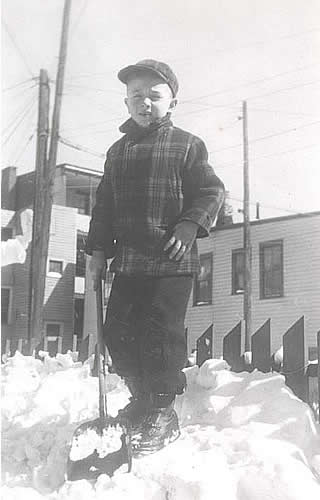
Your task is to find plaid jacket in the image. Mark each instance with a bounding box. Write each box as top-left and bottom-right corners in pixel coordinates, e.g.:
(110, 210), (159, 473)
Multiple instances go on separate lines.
(85, 115), (225, 276)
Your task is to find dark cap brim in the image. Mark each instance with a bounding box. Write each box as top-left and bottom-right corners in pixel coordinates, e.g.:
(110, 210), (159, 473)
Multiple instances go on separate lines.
(118, 64), (176, 96)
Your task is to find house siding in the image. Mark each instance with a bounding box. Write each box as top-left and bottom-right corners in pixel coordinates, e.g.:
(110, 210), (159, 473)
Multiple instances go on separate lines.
(1, 204), (80, 351)
(1, 165), (101, 354)
(186, 213), (320, 358)
(43, 205), (78, 350)
(185, 238), (214, 354)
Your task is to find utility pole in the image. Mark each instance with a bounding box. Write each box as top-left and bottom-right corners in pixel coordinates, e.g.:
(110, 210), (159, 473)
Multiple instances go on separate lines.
(29, 69), (50, 347)
(242, 100), (252, 360)
(29, 0), (72, 352)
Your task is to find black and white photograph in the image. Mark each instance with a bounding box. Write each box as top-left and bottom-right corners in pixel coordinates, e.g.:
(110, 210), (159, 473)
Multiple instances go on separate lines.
(1, 1), (320, 498)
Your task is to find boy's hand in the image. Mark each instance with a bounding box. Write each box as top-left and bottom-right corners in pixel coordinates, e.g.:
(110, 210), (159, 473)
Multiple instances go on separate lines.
(164, 221), (199, 261)
(89, 250), (106, 290)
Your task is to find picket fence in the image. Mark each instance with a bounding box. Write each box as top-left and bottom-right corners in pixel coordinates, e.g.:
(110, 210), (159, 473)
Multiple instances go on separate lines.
(3, 316), (319, 422)
(196, 316), (320, 422)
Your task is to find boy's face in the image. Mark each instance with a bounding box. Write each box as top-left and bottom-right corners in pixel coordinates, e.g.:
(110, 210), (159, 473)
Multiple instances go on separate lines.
(125, 72), (177, 128)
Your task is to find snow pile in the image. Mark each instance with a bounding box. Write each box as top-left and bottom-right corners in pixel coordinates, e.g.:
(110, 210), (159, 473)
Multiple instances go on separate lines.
(2, 353), (320, 499)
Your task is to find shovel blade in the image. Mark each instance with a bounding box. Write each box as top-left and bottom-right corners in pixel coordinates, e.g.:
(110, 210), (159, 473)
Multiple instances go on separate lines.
(66, 417), (132, 481)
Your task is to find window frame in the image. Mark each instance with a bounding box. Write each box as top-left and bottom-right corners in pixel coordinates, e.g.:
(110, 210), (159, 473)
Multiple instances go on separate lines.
(193, 252), (213, 306)
(76, 231), (87, 277)
(1, 286), (13, 325)
(44, 321), (63, 340)
(231, 248), (245, 295)
(74, 297), (84, 338)
(259, 239), (284, 299)
(75, 189), (90, 215)
(44, 322), (63, 355)
(47, 259), (64, 277)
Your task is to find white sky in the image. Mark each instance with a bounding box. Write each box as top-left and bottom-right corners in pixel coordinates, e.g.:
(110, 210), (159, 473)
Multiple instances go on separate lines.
(2, 0), (320, 220)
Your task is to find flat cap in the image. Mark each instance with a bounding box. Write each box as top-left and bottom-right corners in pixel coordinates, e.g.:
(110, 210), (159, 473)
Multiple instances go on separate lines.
(118, 59), (179, 97)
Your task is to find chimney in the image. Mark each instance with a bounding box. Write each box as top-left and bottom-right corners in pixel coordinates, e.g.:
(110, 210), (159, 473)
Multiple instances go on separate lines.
(1, 167), (17, 210)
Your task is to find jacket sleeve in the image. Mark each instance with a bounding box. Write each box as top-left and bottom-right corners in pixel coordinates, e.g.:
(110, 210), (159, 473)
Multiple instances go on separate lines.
(179, 137), (225, 238)
(85, 155), (116, 258)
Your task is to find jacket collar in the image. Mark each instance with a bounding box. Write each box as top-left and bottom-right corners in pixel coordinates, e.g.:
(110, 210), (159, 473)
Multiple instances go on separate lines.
(119, 114), (172, 141)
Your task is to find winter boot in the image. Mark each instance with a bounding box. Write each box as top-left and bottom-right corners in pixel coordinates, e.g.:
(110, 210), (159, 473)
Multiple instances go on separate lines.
(117, 377), (151, 433)
(132, 393), (180, 456)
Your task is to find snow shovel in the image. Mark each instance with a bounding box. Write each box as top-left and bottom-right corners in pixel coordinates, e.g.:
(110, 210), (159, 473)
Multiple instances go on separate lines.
(66, 277), (132, 481)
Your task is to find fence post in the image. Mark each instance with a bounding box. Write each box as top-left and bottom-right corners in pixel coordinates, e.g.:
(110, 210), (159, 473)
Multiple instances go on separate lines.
(283, 316), (308, 402)
(17, 339), (23, 353)
(43, 336), (48, 351)
(223, 322), (243, 372)
(252, 319), (271, 373)
(196, 324), (213, 367)
(57, 336), (63, 354)
(72, 334), (78, 352)
(5, 338), (11, 356)
(79, 334), (90, 362)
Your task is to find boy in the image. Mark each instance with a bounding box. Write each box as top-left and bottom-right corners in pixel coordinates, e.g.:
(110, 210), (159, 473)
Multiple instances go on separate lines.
(85, 59), (225, 455)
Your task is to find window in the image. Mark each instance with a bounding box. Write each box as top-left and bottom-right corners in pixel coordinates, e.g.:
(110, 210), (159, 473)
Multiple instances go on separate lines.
(260, 240), (283, 299)
(45, 322), (62, 338)
(193, 253), (212, 306)
(74, 298), (84, 338)
(44, 323), (63, 356)
(1, 227), (13, 241)
(308, 346), (318, 362)
(76, 232), (87, 277)
(48, 259), (63, 275)
(75, 190), (90, 215)
(1, 287), (12, 324)
(232, 249), (245, 294)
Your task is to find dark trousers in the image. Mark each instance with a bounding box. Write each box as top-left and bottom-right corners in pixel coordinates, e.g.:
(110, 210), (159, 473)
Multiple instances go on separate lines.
(103, 275), (193, 396)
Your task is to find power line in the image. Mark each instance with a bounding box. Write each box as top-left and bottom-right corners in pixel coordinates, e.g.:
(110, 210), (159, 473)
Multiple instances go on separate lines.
(2, 78), (36, 92)
(2, 19), (35, 78)
(61, 98), (318, 138)
(2, 95), (37, 145)
(183, 79), (320, 113)
(247, 79), (320, 101)
(69, 0), (88, 37)
(209, 119), (320, 154)
(60, 117), (320, 161)
(228, 196), (302, 215)
(246, 106), (320, 119)
(60, 71), (320, 133)
(59, 136), (105, 158)
(64, 82), (123, 96)
(13, 132), (35, 164)
(9, 102), (37, 164)
(249, 119), (320, 145)
(213, 143), (320, 170)
(2, 89), (38, 135)
(177, 79), (320, 119)
(60, 115), (124, 134)
(180, 62), (320, 106)
(60, 78), (320, 134)
(62, 89), (120, 113)
(65, 28), (320, 82)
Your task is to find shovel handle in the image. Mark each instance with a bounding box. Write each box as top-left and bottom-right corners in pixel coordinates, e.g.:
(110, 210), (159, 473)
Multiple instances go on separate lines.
(96, 277), (107, 423)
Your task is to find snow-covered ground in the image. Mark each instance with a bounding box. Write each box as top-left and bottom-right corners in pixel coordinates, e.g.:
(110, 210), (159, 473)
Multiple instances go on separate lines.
(2, 351), (320, 500)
